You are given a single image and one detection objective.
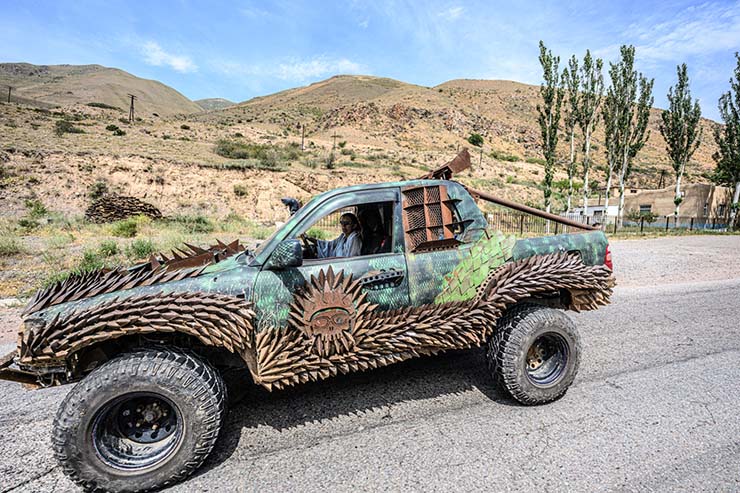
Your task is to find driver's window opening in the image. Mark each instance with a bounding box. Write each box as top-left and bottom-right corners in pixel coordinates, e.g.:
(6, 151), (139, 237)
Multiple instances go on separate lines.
(299, 201), (395, 260)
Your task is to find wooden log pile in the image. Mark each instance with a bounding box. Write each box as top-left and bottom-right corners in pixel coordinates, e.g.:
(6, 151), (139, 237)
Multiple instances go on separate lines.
(85, 195), (162, 223)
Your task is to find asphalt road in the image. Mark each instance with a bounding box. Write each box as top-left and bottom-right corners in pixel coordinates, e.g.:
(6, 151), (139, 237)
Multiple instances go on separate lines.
(1, 237), (739, 492)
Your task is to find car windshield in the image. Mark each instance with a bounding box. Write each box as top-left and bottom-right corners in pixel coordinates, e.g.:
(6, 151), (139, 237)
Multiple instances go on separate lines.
(251, 194), (318, 258)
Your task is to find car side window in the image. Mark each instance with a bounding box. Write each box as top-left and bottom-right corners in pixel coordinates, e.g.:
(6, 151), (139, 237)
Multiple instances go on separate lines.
(291, 199), (397, 261)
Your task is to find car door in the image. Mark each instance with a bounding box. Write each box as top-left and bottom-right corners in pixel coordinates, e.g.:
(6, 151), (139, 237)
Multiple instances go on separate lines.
(252, 188), (410, 332)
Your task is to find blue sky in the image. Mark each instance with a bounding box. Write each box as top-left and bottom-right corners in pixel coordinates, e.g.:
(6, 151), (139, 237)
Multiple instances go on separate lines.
(2, 0), (739, 120)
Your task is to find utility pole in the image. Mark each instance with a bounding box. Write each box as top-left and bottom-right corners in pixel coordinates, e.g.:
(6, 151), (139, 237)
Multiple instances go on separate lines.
(6, 86), (11, 103)
(658, 169), (666, 188)
(127, 93), (137, 122)
(301, 124), (305, 151)
(332, 130), (337, 150)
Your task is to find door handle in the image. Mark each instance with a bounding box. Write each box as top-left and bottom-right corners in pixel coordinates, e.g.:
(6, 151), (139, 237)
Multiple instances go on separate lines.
(359, 269), (405, 290)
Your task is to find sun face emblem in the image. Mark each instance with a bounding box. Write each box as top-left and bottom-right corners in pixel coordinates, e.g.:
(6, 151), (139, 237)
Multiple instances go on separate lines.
(289, 267), (369, 357)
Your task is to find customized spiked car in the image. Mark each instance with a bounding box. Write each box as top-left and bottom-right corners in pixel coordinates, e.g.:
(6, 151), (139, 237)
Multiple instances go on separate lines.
(0, 151), (614, 492)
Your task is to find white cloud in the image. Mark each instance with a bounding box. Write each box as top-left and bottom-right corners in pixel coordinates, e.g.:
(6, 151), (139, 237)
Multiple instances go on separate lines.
(439, 6), (464, 20)
(626, 2), (740, 62)
(140, 41), (197, 73)
(277, 57), (363, 80)
(359, 19), (369, 28)
(212, 56), (365, 82)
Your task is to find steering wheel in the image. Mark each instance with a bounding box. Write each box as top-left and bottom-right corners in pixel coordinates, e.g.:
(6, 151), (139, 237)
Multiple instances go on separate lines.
(300, 234), (318, 258)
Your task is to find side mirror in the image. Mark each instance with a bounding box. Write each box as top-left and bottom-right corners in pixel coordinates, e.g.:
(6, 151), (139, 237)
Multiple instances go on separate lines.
(265, 239), (303, 269)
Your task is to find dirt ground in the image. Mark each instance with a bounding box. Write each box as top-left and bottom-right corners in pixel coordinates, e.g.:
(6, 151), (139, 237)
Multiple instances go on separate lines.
(2, 235), (738, 346)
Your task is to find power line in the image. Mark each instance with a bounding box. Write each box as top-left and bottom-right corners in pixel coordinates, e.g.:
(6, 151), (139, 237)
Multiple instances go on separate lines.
(127, 93), (137, 122)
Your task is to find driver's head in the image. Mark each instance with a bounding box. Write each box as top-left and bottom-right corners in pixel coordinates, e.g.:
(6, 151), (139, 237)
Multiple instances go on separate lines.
(340, 213), (360, 236)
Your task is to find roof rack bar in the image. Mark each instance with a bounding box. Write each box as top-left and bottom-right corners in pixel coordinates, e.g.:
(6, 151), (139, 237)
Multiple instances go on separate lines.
(466, 187), (597, 231)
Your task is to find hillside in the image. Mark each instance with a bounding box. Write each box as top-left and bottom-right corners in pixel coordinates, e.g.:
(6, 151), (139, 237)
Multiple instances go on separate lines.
(0, 73), (722, 228)
(0, 63), (202, 116)
(195, 98), (236, 111)
(205, 75), (718, 187)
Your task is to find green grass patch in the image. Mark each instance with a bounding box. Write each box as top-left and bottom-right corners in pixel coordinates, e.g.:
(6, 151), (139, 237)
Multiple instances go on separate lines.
(125, 239), (156, 260)
(170, 214), (215, 234)
(110, 217), (139, 238)
(0, 236), (23, 256)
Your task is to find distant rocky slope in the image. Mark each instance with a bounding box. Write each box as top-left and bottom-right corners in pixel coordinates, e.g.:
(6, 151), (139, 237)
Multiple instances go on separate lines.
(195, 98), (236, 111)
(0, 63), (202, 116)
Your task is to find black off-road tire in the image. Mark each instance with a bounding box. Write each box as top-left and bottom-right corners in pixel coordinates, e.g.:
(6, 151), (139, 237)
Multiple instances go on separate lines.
(52, 348), (227, 492)
(486, 304), (581, 405)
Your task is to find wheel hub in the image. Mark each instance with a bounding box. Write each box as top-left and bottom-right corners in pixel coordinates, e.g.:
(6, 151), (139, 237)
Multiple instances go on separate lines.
(93, 392), (182, 470)
(527, 344), (546, 370)
(525, 332), (569, 387)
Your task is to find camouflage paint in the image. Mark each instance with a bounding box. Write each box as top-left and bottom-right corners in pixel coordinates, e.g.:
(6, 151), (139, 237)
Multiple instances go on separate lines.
(434, 232), (516, 304)
(512, 231), (608, 265)
(253, 253), (409, 331)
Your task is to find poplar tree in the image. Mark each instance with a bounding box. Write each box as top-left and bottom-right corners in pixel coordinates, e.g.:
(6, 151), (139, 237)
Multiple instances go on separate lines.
(713, 52), (740, 229)
(577, 50), (604, 216)
(536, 41), (564, 213)
(659, 64), (702, 218)
(606, 46), (653, 227)
(562, 55), (580, 213)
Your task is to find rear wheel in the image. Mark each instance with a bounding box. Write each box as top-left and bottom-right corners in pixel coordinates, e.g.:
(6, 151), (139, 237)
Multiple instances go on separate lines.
(486, 304), (581, 405)
(52, 348), (226, 492)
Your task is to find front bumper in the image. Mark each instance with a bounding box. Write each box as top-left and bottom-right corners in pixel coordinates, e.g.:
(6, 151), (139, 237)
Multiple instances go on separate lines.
(0, 349), (42, 386)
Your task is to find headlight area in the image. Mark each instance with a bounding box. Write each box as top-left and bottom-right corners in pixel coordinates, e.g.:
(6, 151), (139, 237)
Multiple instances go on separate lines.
(1, 319), (69, 389)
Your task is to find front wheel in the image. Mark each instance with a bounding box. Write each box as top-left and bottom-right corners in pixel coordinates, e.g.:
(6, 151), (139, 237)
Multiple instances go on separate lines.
(52, 348), (226, 492)
(486, 304), (581, 405)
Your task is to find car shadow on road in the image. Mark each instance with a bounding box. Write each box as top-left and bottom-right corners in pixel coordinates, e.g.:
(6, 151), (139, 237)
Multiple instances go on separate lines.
(193, 347), (519, 478)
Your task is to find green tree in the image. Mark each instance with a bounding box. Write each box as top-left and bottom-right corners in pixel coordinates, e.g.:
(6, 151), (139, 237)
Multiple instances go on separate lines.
(467, 133), (484, 147)
(578, 50), (604, 216)
(604, 45), (654, 226)
(468, 132), (484, 168)
(536, 41), (565, 213)
(562, 55), (580, 213)
(713, 52), (740, 229)
(660, 63), (703, 218)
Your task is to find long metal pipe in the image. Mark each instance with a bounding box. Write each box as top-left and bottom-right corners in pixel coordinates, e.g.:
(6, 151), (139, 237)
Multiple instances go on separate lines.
(466, 187), (597, 231)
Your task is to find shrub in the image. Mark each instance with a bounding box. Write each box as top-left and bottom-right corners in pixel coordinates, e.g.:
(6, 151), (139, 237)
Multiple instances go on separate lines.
(0, 236), (22, 256)
(325, 152), (336, 169)
(125, 239), (156, 260)
(110, 218), (138, 238)
(306, 227), (330, 240)
(490, 150), (520, 162)
(54, 120), (84, 136)
(25, 199), (47, 218)
(76, 249), (105, 274)
(113, 128), (126, 136)
(105, 124), (120, 131)
(98, 240), (119, 257)
(88, 180), (109, 200)
(233, 184), (249, 197)
(171, 214), (214, 234)
(180, 124), (190, 130)
(213, 139), (298, 170)
(467, 133), (484, 147)
(233, 132), (244, 138)
(525, 156), (546, 165)
(338, 141), (347, 149)
(18, 218), (39, 231)
(162, 134), (172, 140)
(87, 102), (120, 110)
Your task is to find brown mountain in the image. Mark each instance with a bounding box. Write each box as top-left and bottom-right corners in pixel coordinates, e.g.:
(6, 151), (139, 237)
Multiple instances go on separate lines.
(0, 63), (202, 116)
(195, 98), (236, 111)
(204, 75), (718, 187)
